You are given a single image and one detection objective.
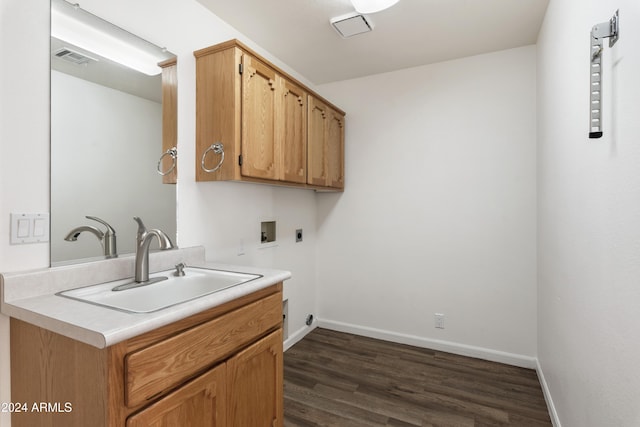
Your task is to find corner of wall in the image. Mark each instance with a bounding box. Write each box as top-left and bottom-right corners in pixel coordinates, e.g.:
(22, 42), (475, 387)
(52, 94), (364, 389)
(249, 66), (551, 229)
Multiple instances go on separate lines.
(536, 359), (562, 427)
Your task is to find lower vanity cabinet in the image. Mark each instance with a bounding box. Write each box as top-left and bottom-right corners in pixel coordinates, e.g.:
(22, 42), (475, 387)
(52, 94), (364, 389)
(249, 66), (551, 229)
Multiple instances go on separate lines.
(126, 329), (283, 427)
(10, 283), (284, 427)
(126, 363), (227, 427)
(227, 329), (283, 426)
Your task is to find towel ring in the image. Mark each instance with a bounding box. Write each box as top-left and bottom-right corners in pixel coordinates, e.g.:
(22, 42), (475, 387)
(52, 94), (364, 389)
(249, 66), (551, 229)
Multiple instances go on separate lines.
(157, 147), (177, 176)
(201, 143), (225, 173)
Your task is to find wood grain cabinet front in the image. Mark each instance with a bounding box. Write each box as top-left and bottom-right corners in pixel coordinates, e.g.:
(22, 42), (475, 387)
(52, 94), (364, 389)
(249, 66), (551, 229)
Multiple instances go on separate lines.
(307, 95), (345, 190)
(194, 39), (344, 191)
(126, 363), (227, 427)
(10, 283), (284, 427)
(159, 58), (178, 184)
(227, 329), (283, 426)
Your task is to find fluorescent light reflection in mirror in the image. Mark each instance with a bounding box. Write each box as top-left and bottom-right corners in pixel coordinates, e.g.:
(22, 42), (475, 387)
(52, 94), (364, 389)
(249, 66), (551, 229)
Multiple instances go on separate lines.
(51, 0), (171, 76)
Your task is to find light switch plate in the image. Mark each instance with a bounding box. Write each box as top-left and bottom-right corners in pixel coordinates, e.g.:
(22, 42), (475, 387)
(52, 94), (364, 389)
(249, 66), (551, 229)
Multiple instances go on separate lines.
(10, 213), (50, 244)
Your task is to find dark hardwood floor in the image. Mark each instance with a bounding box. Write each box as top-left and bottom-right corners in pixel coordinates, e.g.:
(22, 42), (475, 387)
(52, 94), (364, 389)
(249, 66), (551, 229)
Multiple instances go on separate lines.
(284, 328), (551, 427)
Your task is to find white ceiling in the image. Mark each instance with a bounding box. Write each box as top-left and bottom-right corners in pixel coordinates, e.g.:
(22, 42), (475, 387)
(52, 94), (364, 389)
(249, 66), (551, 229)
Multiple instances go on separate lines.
(196, 0), (549, 85)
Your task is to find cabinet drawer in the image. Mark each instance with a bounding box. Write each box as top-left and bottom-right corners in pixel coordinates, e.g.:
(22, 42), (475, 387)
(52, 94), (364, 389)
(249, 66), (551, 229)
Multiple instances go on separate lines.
(125, 292), (282, 407)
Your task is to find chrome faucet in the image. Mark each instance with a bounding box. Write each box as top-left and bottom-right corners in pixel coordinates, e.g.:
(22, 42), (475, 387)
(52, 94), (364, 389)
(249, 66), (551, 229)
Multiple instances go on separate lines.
(64, 216), (117, 258)
(133, 216), (174, 283)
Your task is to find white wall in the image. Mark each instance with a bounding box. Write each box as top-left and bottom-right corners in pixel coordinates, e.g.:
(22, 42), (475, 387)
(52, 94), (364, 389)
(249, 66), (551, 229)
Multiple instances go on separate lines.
(0, 2), (50, 426)
(7, 0), (640, 426)
(50, 71), (175, 262)
(315, 46), (538, 364)
(537, 1), (640, 426)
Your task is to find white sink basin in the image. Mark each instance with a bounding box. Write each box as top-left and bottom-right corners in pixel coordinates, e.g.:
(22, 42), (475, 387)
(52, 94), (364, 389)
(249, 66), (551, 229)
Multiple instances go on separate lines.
(57, 267), (261, 313)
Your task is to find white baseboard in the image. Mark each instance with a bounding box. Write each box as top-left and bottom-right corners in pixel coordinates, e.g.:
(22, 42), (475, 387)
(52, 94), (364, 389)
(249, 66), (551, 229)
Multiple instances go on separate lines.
(317, 318), (537, 369)
(283, 322), (317, 352)
(536, 359), (561, 427)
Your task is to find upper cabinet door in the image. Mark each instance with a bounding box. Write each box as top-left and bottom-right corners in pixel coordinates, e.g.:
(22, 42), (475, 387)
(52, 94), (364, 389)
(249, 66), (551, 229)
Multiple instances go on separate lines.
(281, 79), (307, 184)
(307, 96), (328, 187)
(160, 59), (178, 184)
(307, 96), (345, 189)
(241, 54), (279, 180)
(326, 109), (345, 189)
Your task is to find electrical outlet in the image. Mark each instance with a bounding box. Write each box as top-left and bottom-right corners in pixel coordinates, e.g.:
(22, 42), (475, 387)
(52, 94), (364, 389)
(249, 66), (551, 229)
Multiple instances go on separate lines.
(434, 313), (445, 329)
(295, 229), (303, 242)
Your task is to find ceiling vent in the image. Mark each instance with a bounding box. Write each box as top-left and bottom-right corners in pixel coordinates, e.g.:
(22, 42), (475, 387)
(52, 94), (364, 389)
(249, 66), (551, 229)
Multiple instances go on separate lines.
(331, 13), (373, 38)
(53, 47), (98, 65)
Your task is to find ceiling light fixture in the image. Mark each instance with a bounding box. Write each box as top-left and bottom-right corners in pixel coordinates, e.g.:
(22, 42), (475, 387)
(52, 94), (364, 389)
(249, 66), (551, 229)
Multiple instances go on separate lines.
(51, 0), (171, 76)
(350, 0), (400, 14)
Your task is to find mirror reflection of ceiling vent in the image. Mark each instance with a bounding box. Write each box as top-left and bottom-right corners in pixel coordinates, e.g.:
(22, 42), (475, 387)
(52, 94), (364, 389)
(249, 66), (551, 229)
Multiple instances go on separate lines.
(53, 47), (98, 65)
(331, 13), (373, 38)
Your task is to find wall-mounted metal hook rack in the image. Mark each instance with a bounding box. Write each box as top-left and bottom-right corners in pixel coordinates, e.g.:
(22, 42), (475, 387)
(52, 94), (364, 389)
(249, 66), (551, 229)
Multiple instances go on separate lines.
(589, 10), (619, 139)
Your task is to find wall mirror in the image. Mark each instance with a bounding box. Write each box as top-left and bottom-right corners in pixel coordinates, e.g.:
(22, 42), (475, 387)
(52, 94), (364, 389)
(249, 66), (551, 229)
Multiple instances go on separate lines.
(50, 0), (177, 265)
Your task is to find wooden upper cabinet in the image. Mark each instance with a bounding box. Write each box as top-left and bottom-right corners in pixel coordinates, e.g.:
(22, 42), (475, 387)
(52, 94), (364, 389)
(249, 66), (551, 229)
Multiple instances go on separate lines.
(241, 55), (279, 180)
(194, 39), (344, 191)
(281, 80), (307, 184)
(326, 109), (345, 189)
(308, 96), (345, 190)
(307, 97), (328, 187)
(159, 58), (178, 184)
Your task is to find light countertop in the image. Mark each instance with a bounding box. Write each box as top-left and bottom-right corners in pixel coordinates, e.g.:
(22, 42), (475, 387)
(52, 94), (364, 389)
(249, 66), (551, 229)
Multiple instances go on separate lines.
(0, 246), (291, 348)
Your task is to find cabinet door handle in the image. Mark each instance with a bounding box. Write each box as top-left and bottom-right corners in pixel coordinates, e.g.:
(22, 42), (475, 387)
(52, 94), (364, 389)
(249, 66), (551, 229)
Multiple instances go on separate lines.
(201, 143), (225, 173)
